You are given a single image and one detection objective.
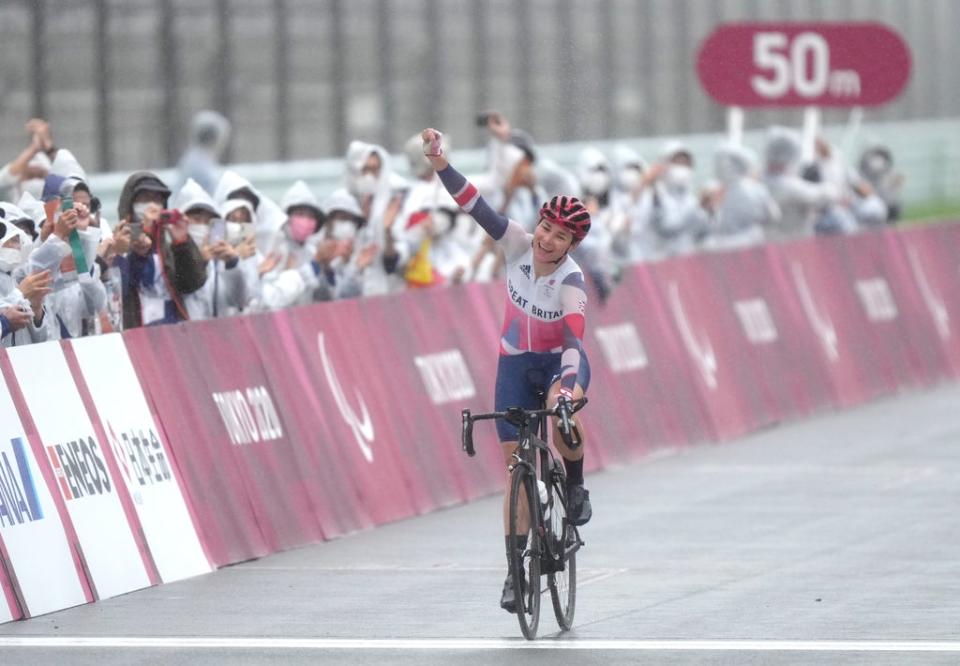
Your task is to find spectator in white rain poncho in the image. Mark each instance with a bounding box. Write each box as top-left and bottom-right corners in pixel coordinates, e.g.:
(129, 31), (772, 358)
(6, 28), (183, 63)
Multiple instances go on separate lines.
(342, 141), (409, 296)
(701, 143), (780, 252)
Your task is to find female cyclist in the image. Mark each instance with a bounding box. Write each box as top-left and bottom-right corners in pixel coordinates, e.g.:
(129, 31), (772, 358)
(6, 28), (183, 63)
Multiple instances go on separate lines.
(421, 128), (592, 613)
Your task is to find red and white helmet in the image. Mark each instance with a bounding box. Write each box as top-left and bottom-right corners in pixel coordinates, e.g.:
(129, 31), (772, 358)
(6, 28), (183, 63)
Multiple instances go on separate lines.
(538, 195), (591, 241)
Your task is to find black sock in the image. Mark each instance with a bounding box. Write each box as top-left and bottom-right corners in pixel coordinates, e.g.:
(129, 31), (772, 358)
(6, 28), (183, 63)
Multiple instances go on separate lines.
(505, 534), (528, 564)
(564, 457), (584, 486)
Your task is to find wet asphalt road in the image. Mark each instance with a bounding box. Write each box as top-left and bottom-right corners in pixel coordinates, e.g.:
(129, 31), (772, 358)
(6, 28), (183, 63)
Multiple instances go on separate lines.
(2, 383), (959, 665)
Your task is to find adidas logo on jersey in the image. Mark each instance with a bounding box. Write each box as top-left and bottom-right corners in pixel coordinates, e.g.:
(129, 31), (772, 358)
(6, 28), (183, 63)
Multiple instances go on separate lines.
(519, 264), (532, 279)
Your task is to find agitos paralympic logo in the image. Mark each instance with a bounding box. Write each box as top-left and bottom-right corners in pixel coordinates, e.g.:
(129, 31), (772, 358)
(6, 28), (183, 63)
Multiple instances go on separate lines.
(45, 436), (112, 501)
(0, 437), (44, 528)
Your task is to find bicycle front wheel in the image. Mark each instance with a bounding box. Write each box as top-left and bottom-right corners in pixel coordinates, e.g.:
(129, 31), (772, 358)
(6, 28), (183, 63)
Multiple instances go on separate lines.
(508, 466), (541, 640)
(547, 476), (577, 630)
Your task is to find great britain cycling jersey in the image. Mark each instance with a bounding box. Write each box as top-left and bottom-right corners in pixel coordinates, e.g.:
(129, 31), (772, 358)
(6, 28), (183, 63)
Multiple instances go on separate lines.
(437, 164), (588, 395)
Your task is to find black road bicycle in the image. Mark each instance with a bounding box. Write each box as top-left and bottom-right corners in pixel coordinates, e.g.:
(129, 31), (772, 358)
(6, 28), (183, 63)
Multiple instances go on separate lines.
(461, 384), (587, 640)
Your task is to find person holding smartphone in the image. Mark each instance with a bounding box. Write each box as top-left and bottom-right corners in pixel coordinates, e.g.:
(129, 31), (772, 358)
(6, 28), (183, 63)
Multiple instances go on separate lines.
(172, 178), (252, 320)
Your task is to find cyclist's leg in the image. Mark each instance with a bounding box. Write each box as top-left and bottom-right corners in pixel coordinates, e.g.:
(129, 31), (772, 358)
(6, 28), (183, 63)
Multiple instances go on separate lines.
(547, 353), (592, 525)
(495, 354), (539, 611)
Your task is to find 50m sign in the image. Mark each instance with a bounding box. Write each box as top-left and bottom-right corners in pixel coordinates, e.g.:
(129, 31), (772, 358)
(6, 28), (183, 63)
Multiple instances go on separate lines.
(697, 23), (911, 107)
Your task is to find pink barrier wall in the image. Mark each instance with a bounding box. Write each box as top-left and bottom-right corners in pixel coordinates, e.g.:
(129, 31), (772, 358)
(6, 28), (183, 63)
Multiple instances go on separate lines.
(3, 221), (960, 622)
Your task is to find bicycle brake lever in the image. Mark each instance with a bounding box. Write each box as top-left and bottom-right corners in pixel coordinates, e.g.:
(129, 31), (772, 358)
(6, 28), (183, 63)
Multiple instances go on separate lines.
(461, 409), (475, 457)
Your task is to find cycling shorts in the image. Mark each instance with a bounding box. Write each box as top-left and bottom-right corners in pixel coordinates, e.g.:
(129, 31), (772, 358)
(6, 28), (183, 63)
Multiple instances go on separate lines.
(493, 351), (590, 442)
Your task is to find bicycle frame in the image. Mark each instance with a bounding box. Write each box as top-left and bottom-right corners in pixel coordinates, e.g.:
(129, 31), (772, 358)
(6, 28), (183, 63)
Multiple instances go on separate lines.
(461, 395), (587, 567)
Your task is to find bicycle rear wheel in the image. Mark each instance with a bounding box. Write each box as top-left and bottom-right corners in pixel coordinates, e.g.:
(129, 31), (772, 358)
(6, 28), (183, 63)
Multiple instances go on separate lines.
(547, 475), (577, 630)
(508, 466), (541, 640)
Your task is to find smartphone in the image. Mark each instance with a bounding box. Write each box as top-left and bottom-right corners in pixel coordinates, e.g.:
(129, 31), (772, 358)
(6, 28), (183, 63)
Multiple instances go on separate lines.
(130, 222), (143, 241)
(475, 112), (491, 128)
(60, 196), (74, 212)
(208, 218), (226, 244)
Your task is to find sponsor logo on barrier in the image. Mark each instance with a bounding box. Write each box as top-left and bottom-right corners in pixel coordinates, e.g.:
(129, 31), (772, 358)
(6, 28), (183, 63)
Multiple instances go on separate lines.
(45, 436), (112, 501)
(668, 281), (718, 390)
(734, 298), (778, 345)
(595, 323), (649, 372)
(855, 277), (898, 323)
(104, 423), (172, 504)
(212, 386), (284, 446)
(0, 437), (44, 527)
(414, 350), (477, 405)
(318, 332), (374, 463)
(907, 245), (950, 341)
(791, 262), (839, 362)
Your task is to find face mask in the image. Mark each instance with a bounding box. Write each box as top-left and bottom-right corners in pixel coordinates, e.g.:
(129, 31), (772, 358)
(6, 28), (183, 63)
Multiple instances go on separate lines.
(132, 202), (151, 218)
(0, 247), (22, 273)
(664, 165), (693, 194)
(288, 215), (317, 243)
(865, 155), (889, 174)
(225, 222), (244, 245)
(431, 212), (453, 237)
(353, 173), (378, 196)
(187, 223), (209, 247)
(618, 168), (642, 192)
(584, 170), (611, 196)
(19, 238), (34, 264)
(330, 219), (357, 241)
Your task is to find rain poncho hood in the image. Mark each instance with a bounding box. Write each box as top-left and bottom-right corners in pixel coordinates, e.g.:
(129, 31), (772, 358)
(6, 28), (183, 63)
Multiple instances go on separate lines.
(189, 110), (232, 156)
(280, 180), (322, 216)
(322, 188), (364, 220)
(174, 178), (219, 216)
(714, 143), (756, 184)
(765, 126), (803, 172)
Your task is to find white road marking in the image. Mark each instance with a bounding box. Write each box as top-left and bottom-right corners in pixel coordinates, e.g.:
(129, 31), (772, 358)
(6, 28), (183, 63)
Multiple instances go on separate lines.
(1, 637), (959, 652)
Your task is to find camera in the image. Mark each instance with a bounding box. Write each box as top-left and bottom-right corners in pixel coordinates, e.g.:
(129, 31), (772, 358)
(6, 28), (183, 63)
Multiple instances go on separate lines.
(158, 209), (182, 226)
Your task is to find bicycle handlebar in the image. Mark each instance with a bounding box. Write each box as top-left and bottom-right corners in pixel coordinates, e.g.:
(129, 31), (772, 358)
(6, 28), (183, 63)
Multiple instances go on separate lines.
(460, 398), (588, 457)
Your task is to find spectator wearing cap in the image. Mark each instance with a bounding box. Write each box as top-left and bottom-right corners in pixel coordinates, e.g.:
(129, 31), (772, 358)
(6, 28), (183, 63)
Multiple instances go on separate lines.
(117, 171), (206, 328)
(173, 178), (251, 320)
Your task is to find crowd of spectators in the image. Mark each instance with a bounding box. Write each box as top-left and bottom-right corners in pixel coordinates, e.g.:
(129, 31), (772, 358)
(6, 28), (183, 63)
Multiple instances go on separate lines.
(0, 111), (905, 344)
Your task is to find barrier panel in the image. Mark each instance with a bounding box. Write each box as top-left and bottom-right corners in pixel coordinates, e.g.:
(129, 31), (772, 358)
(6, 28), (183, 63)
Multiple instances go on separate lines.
(241, 311), (377, 539)
(5, 343), (152, 600)
(0, 355), (89, 618)
(710, 245), (837, 419)
(281, 300), (428, 525)
(123, 326), (271, 567)
(2, 220), (959, 623)
(778, 238), (894, 406)
(645, 256), (769, 439)
(377, 286), (502, 502)
(67, 335), (212, 582)
(177, 319), (327, 552)
(896, 222), (960, 378)
(835, 231), (937, 389)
